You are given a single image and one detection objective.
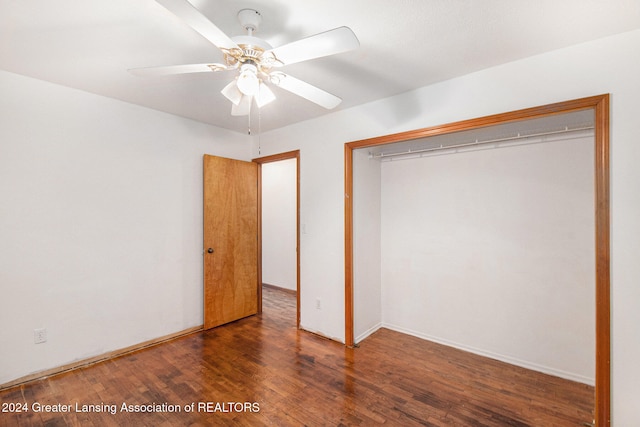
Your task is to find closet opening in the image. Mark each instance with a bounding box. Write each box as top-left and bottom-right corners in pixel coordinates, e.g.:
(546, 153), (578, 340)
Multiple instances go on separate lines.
(344, 95), (610, 426)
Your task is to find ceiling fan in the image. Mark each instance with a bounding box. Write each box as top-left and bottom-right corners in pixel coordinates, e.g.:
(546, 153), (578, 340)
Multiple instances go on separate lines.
(130, 0), (360, 116)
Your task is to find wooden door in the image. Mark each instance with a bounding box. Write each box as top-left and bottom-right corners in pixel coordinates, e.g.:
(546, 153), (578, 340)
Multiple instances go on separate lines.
(203, 155), (258, 329)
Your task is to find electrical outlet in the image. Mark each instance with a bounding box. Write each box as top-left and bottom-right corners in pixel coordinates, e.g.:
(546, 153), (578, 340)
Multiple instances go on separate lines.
(316, 298), (321, 310)
(34, 328), (47, 344)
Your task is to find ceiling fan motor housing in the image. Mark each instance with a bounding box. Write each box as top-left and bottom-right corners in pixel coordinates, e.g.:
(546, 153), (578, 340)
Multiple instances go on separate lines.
(226, 9), (273, 71)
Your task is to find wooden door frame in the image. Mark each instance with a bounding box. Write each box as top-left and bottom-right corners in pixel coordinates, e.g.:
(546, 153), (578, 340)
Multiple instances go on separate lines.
(344, 94), (610, 426)
(253, 150), (301, 328)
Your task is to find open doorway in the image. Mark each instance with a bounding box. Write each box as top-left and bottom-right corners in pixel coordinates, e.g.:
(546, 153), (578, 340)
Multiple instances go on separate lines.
(254, 150), (300, 327)
(344, 95), (610, 425)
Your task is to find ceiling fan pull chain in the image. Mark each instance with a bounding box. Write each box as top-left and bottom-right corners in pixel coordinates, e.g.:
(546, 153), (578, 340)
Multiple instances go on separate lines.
(258, 105), (262, 155)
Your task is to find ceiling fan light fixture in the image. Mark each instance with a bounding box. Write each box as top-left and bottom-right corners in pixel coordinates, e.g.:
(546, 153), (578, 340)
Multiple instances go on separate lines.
(231, 94), (252, 116)
(269, 72), (284, 86)
(255, 82), (276, 108)
(236, 63), (260, 96)
(221, 80), (242, 105)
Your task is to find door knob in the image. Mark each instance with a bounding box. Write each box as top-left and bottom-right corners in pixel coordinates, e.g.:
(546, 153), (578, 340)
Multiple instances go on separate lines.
(207, 248), (214, 253)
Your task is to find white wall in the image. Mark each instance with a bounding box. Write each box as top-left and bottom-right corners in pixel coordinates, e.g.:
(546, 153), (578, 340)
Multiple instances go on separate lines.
(253, 29), (640, 424)
(261, 159), (297, 291)
(353, 149), (382, 341)
(0, 70), (250, 385)
(381, 134), (594, 384)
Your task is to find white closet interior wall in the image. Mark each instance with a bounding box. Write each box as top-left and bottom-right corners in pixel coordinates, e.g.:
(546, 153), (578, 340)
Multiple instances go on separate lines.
(353, 120), (595, 385)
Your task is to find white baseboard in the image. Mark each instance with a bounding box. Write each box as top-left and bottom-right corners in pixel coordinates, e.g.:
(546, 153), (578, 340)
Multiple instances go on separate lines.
(382, 323), (595, 386)
(0, 325), (204, 391)
(355, 322), (383, 344)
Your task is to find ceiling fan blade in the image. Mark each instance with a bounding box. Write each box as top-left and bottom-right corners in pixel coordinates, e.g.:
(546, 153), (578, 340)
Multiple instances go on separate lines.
(155, 0), (239, 51)
(265, 26), (359, 66)
(231, 95), (252, 116)
(271, 73), (342, 109)
(129, 63), (231, 76)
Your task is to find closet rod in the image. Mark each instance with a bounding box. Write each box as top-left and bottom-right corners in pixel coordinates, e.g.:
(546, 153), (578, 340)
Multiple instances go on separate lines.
(372, 125), (594, 160)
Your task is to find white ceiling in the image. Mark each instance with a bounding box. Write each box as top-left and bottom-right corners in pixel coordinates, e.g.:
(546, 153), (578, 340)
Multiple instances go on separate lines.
(2, 0), (639, 134)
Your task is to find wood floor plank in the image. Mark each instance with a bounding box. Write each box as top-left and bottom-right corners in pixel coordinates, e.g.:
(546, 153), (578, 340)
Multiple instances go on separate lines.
(0, 286), (594, 426)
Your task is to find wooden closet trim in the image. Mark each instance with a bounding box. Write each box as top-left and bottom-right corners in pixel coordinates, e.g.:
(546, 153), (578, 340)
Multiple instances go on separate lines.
(344, 94), (610, 426)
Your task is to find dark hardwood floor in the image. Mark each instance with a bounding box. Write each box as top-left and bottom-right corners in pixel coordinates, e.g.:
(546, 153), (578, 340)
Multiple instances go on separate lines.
(0, 286), (594, 426)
